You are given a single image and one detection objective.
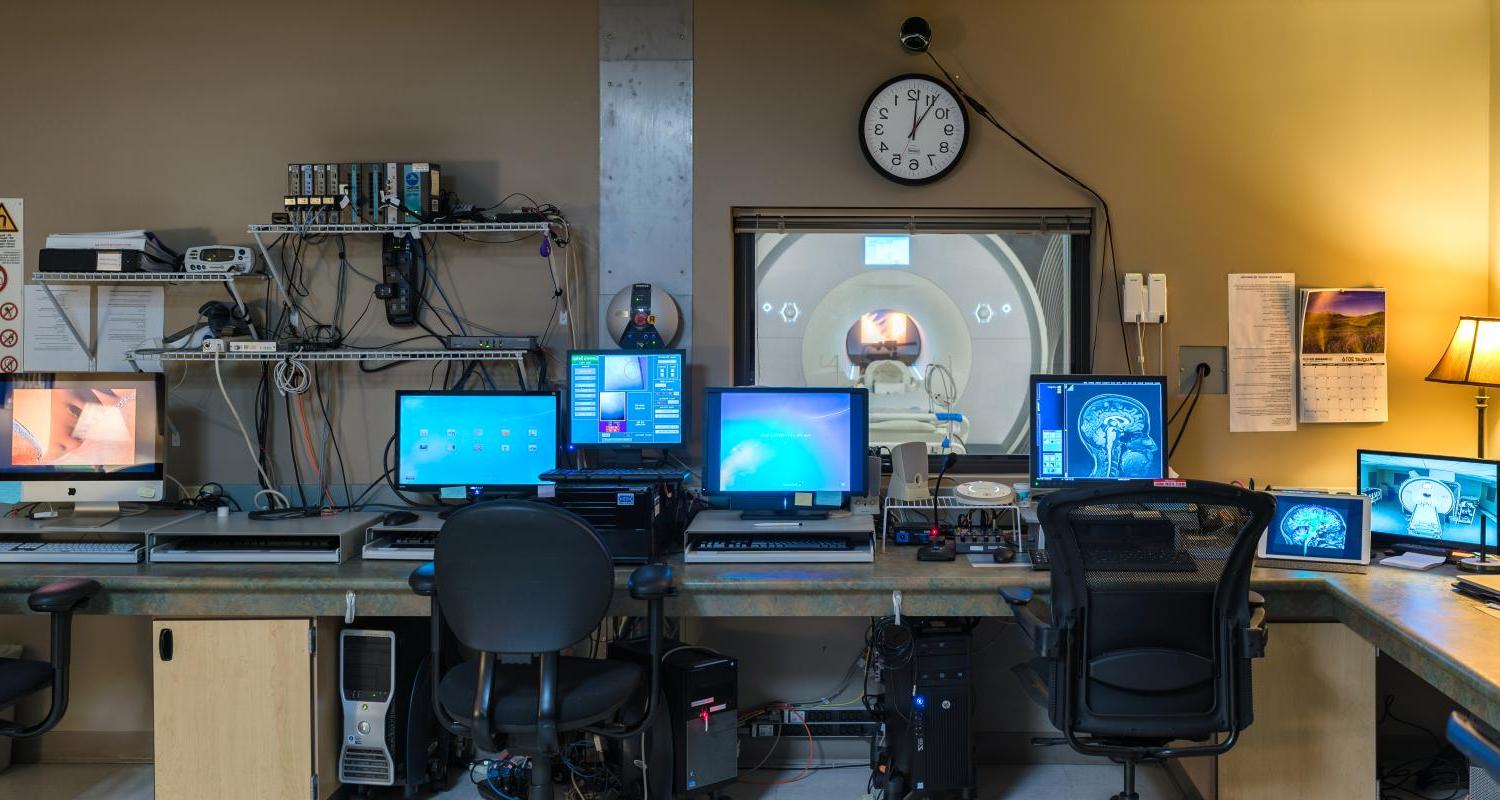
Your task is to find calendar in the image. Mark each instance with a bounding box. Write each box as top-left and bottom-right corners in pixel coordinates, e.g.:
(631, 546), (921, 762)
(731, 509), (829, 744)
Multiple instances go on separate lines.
(1298, 288), (1387, 423)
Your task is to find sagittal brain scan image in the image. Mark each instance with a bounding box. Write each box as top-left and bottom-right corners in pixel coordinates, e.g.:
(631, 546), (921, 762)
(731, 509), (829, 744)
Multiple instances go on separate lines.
(1077, 394), (1158, 479)
(1278, 504), (1349, 556)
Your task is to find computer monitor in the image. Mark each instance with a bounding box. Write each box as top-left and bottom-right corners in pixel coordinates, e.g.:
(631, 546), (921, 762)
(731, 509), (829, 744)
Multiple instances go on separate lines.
(567, 349), (685, 448)
(702, 387), (869, 519)
(1029, 374), (1168, 488)
(0, 371), (166, 513)
(395, 390), (559, 493)
(1357, 449), (1498, 549)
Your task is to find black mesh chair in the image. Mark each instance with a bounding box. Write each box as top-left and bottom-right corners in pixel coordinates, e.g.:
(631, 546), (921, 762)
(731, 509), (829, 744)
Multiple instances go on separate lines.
(0, 578), (101, 738)
(408, 501), (670, 800)
(1001, 480), (1272, 800)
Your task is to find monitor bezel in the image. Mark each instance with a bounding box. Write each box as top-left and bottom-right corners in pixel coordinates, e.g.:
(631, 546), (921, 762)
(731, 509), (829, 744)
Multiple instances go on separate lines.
(1027, 373), (1169, 489)
(0, 371), (167, 483)
(565, 348), (687, 450)
(1258, 490), (1372, 566)
(394, 389), (561, 492)
(1356, 448), (1500, 548)
(702, 386), (869, 510)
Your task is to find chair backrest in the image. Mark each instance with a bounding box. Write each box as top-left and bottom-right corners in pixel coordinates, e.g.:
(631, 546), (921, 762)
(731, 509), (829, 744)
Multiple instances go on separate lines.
(435, 501), (614, 655)
(1037, 480), (1274, 741)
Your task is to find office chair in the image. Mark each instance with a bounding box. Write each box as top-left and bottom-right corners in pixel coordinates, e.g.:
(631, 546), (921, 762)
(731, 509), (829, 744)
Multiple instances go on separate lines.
(1447, 711), (1500, 779)
(0, 578), (101, 738)
(1001, 480), (1272, 800)
(408, 501), (671, 800)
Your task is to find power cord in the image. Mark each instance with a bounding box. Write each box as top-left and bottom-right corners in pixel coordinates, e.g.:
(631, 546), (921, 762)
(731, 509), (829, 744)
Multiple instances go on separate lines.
(212, 351), (291, 510)
(1167, 363), (1211, 461)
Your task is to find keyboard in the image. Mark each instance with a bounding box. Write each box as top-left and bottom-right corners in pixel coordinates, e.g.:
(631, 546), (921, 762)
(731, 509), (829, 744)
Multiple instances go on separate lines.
(1083, 548), (1198, 572)
(694, 536), (853, 552)
(1029, 548), (1051, 571)
(0, 540), (143, 563)
(388, 533), (437, 549)
(541, 467), (691, 484)
(362, 532), (437, 561)
(152, 535), (344, 563)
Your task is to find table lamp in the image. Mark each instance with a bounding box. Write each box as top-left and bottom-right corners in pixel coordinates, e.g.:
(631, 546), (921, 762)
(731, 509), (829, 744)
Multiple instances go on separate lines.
(1426, 315), (1500, 573)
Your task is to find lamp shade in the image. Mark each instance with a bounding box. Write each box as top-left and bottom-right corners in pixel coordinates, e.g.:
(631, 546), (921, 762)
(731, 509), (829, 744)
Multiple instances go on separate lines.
(1427, 316), (1500, 386)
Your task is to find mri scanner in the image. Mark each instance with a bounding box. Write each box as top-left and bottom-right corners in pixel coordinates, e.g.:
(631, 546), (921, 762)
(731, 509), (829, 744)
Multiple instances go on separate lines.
(1399, 475), (1460, 537)
(751, 232), (1072, 455)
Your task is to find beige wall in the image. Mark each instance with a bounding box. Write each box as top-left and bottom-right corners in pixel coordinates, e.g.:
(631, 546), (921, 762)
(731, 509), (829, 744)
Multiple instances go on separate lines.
(0, 0), (1495, 750)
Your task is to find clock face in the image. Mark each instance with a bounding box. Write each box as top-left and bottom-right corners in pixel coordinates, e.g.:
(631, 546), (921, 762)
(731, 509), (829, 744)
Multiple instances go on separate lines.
(860, 74), (969, 185)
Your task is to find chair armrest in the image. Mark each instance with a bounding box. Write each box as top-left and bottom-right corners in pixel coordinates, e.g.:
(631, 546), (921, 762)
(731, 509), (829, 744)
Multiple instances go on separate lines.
(1449, 712), (1500, 776)
(1241, 601), (1269, 659)
(408, 562), (435, 597)
(999, 588), (1058, 658)
(28, 578), (101, 614)
(628, 563), (675, 601)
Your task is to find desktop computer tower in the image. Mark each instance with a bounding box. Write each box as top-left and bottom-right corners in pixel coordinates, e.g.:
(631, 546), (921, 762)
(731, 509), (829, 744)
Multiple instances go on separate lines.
(882, 619), (976, 798)
(610, 637), (739, 796)
(552, 483), (672, 563)
(339, 626), (448, 796)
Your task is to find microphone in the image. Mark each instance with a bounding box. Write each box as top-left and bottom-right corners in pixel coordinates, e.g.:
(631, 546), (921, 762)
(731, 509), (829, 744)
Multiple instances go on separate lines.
(899, 16), (932, 53)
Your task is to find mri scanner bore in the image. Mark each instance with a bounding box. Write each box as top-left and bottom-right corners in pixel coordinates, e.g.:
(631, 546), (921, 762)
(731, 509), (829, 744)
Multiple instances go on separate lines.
(747, 230), (1079, 455)
(1358, 450), (1500, 546)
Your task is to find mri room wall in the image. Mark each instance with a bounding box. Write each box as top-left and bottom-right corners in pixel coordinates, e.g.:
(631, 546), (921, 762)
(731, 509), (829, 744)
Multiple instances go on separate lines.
(0, 0), (1496, 761)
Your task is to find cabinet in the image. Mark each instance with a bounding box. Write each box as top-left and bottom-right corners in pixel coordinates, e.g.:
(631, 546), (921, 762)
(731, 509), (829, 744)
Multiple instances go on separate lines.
(152, 618), (340, 800)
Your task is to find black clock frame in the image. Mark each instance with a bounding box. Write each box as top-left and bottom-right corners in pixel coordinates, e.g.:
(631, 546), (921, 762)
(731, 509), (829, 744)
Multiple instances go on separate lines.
(858, 72), (971, 186)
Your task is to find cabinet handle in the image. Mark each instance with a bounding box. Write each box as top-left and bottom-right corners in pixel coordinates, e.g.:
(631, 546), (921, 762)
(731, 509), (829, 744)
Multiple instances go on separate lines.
(158, 628), (173, 662)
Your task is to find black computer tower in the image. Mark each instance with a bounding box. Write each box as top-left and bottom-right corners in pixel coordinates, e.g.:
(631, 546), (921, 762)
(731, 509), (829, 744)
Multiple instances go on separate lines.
(552, 483), (671, 563)
(339, 622), (449, 797)
(882, 620), (976, 798)
(610, 637), (739, 796)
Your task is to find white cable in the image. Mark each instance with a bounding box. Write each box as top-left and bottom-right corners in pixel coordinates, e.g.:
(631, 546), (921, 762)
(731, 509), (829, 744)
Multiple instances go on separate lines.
(273, 357), (312, 395)
(165, 473), (190, 501)
(1157, 317), (1165, 377)
(212, 351), (290, 510)
(1135, 321), (1146, 374)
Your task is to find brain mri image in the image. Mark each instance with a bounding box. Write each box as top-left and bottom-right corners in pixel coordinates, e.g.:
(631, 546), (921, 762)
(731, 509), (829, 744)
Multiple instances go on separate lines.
(1078, 394), (1158, 479)
(1279, 504), (1349, 556)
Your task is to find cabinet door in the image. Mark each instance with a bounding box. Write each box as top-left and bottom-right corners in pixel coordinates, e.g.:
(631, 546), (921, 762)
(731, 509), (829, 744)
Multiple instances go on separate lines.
(153, 619), (313, 800)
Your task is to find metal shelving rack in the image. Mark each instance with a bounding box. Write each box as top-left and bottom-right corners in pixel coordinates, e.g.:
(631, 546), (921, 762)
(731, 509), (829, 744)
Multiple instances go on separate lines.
(129, 348), (526, 364)
(881, 492), (1023, 552)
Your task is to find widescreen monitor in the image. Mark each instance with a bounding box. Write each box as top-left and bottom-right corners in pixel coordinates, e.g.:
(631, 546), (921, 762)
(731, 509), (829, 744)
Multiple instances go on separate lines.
(395, 391), (559, 492)
(1357, 449), (1498, 549)
(567, 350), (684, 448)
(1029, 374), (1167, 488)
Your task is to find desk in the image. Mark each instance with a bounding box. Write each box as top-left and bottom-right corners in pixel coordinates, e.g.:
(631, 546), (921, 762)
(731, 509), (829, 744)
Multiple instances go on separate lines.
(0, 554), (1494, 798)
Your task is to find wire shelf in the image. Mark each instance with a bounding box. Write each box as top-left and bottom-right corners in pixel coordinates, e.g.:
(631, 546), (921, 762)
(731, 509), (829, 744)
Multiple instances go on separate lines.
(129, 348), (528, 363)
(33, 272), (264, 283)
(249, 222), (552, 235)
(881, 491), (1023, 551)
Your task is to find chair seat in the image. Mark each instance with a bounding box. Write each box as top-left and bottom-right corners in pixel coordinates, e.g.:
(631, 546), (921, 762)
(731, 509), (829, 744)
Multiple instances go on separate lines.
(0, 658), (52, 709)
(440, 657), (643, 734)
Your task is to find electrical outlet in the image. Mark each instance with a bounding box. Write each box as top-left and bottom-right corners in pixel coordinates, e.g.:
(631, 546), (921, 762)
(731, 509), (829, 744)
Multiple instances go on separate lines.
(1179, 346), (1228, 394)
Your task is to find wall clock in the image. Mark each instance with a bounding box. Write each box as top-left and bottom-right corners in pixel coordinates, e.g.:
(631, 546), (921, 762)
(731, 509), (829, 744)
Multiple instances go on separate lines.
(859, 73), (970, 185)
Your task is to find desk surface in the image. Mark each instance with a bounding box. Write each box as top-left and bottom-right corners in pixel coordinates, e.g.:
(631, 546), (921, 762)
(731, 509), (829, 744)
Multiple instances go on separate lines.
(0, 552), (1495, 729)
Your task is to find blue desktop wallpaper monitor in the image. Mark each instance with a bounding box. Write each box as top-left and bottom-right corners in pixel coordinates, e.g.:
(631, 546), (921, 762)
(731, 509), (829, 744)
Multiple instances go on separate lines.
(568, 350), (684, 447)
(1030, 375), (1166, 487)
(1357, 450), (1498, 547)
(1263, 494), (1367, 561)
(704, 388), (868, 502)
(396, 391), (558, 490)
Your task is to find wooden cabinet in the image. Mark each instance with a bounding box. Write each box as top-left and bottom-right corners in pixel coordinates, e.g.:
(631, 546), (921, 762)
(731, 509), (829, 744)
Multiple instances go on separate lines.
(152, 618), (339, 800)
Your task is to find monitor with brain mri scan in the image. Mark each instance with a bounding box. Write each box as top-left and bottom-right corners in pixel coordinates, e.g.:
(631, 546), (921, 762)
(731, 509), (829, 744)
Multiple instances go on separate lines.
(1028, 375), (1167, 488)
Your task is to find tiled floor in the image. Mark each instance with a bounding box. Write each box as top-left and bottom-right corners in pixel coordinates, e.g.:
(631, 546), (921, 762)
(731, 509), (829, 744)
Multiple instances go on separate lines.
(0, 762), (1186, 799)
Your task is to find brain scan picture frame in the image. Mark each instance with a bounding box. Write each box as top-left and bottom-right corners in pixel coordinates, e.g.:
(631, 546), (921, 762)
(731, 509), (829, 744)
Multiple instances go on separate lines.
(1257, 490), (1371, 568)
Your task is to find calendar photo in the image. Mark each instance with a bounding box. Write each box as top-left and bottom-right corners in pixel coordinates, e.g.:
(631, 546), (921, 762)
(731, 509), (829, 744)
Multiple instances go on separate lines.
(1298, 288), (1388, 424)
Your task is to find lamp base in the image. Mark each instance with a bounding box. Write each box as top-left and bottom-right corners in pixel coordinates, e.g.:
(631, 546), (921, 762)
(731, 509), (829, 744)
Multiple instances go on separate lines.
(1458, 556), (1500, 574)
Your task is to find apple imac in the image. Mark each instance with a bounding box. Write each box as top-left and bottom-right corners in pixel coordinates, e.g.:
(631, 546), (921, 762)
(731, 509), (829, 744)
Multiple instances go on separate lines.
(1029, 375), (1168, 488)
(0, 371), (166, 516)
(395, 390), (560, 495)
(702, 387), (869, 519)
(566, 349), (685, 449)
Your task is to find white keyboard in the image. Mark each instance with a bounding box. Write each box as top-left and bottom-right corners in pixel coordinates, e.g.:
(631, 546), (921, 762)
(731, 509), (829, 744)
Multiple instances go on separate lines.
(0, 540), (143, 563)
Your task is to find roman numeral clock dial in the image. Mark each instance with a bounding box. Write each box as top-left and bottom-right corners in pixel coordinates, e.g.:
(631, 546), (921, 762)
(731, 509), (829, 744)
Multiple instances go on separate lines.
(860, 74), (969, 185)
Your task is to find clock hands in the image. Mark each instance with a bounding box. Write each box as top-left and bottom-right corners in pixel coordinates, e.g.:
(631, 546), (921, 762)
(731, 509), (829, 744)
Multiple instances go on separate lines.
(910, 99), (937, 140)
(908, 95), (920, 140)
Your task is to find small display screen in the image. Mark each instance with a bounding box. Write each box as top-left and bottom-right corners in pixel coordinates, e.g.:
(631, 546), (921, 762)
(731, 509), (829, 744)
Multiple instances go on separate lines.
(396, 392), (558, 489)
(200, 248), (236, 262)
(1030, 376), (1166, 486)
(1264, 494), (1367, 562)
(0, 373), (163, 477)
(863, 235), (910, 267)
(568, 351), (684, 447)
(1358, 450), (1499, 547)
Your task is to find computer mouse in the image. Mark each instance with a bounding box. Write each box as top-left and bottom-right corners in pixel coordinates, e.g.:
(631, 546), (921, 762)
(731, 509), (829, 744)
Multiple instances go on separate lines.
(383, 511), (419, 527)
(992, 546), (1017, 564)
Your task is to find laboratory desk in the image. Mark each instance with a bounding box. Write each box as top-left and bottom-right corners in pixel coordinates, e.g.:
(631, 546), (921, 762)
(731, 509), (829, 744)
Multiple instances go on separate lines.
(0, 552), (1492, 798)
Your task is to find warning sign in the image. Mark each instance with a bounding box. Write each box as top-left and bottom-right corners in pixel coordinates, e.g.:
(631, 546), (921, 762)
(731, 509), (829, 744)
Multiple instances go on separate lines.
(0, 204), (15, 234)
(0, 330), (17, 348)
(0, 304), (17, 321)
(0, 199), (18, 366)
(0, 357), (17, 373)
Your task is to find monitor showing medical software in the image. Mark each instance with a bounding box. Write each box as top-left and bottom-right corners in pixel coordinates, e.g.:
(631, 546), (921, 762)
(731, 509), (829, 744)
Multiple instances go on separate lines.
(567, 350), (684, 447)
(396, 391), (559, 491)
(1357, 450), (1498, 548)
(1260, 491), (1371, 565)
(703, 388), (868, 502)
(1029, 375), (1166, 488)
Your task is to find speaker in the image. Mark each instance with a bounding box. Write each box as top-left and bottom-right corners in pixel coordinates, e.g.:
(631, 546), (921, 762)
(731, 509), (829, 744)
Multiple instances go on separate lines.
(867, 454), (883, 497)
(888, 442), (931, 501)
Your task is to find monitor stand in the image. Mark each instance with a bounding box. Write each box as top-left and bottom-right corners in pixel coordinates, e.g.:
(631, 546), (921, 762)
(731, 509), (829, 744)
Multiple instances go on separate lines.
(738, 509), (831, 521)
(40, 501), (124, 529)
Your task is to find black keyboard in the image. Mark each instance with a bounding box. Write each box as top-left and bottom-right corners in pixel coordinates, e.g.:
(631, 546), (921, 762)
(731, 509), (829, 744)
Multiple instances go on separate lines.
(694, 536), (853, 552)
(1083, 548), (1197, 572)
(170, 536), (339, 552)
(389, 533), (437, 549)
(1029, 549), (1051, 571)
(542, 467), (691, 483)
